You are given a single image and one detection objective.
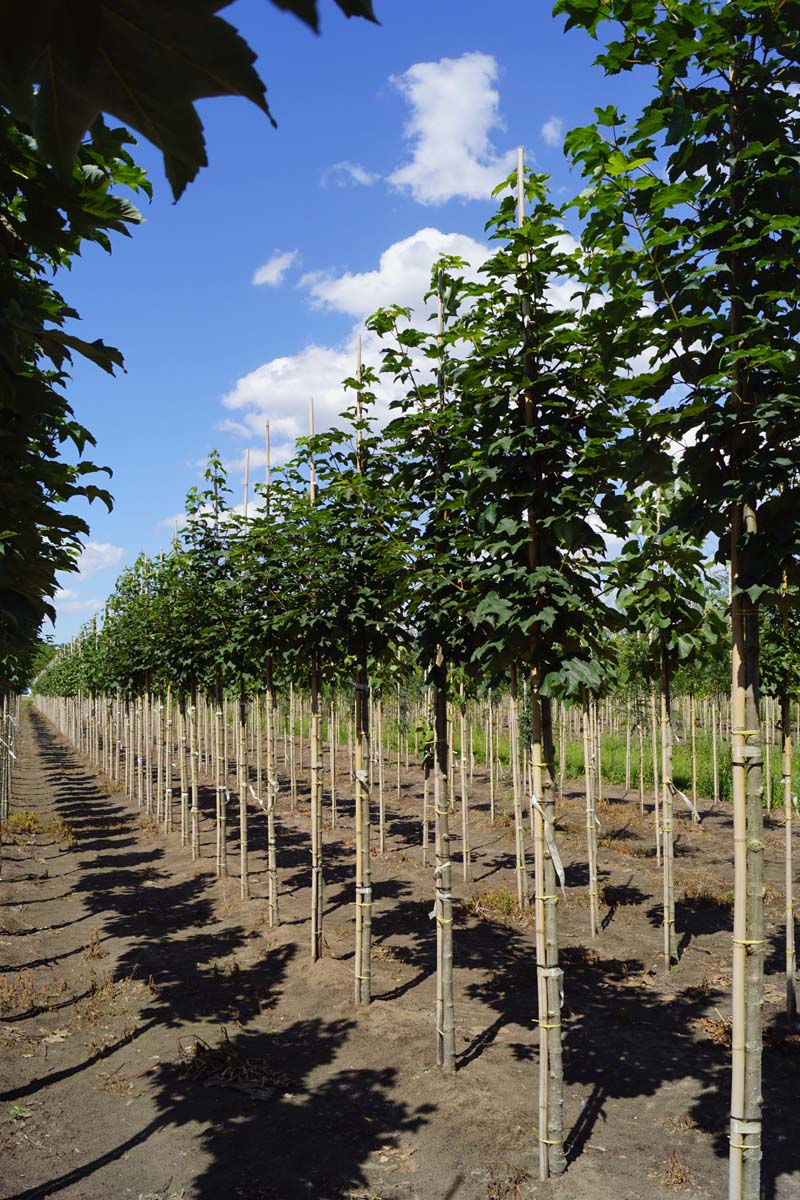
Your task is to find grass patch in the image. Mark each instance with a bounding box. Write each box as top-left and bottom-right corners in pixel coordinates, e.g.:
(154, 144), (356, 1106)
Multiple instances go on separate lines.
(472, 887), (530, 925)
(2, 811), (74, 846)
(563, 730), (800, 807)
(73, 971), (141, 1027)
(680, 880), (734, 911)
(0, 970), (61, 1015)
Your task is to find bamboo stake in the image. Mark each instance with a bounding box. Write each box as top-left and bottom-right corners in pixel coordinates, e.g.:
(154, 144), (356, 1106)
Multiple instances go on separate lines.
(215, 687), (226, 877)
(164, 687), (173, 834)
(354, 657), (372, 1004)
(188, 693), (200, 860)
(712, 696), (720, 805)
(487, 690), (495, 826)
(377, 697), (385, 854)
(265, 672), (280, 928)
(781, 689), (796, 1023)
(728, 502), (765, 1199)
(650, 688), (661, 863)
(509, 667), (530, 907)
(433, 649), (455, 1072)
(582, 693), (599, 939)
(238, 688), (249, 901)
(660, 662), (677, 969)
(459, 681), (471, 883)
(690, 692), (699, 819)
(308, 396), (324, 962)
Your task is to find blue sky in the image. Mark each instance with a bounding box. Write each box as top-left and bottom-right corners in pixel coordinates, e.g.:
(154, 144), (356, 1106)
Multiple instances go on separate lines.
(52, 0), (650, 639)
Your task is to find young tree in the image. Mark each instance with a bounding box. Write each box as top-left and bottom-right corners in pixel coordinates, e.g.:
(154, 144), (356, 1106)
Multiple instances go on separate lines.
(556, 3), (800, 1193)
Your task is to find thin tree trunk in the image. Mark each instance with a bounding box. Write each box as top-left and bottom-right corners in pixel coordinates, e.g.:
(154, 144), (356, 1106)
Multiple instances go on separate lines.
(215, 687), (226, 877)
(265, 674), (279, 929)
(625, 699), (632, 792)
(712, 697), (720, 805)
(329, 699), (337, 829)
(661, 652), (677, 969)
(178, 695), (188, 846)
(582, 693), (599, 939)
(377, 697), (386, 855)
(531, 683), (566, 1177)
(432, 650), (455, 1072)
(189, 692), (200, 861)
(487, 690), (495, 826)
(781, 690), (796, 1024)
(238, 688), (249, 901)
(289, 684), (297, 811)
(728, 503), (765, 1199)
(459, 682), (471, 883)
(509, 666), (529, 908)
(650, 687), (661, 864)
(354, 658), (372, 1004)
(309, 659), (324, 961)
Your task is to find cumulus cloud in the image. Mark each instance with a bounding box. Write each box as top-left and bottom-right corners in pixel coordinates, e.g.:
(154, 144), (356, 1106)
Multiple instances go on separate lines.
(252, 249), (299, 287)
(49, 541), (125, 632)
(387, 52), (517, 204)
(223, 227), (491, 454)
(156, 512), (188, 533)
(223, 343), (367, 444)
(76, 541), (125, 579)
(300, 227), (490, 317)
(541, 116), (564, 147)
(53, 595), (103, 614)
(321, 161), (380, 189)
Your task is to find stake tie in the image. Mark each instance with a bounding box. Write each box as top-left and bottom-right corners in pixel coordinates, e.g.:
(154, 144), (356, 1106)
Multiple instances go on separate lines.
(729, 1117), (761, 1150)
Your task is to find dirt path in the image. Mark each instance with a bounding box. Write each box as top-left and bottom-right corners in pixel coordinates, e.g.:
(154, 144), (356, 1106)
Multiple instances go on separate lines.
(1, 704), (799, 1200)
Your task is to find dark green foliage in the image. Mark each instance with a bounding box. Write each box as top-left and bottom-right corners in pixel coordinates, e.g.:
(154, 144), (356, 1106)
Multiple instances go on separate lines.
(0, 0), (378, 200)
(0, 112), (149, 692)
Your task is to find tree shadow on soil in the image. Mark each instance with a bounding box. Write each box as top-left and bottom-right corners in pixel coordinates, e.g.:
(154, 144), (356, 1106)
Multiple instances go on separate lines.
(7, 1016), (433, 1200)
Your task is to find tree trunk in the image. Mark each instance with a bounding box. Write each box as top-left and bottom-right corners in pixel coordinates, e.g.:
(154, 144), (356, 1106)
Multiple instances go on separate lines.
(781, 690), (795, 1024)
(309, 659), (324, 961)
(509, 666), (529, 908)
(650, 687), (661, 863)
(238, 687), (249, 901)
(459, 682), (471, 883)
(532, 680), (565, 1177)
(660, 654), (677, 969)
(188, 691), (200, 861)
(432, 649), (455, 1072)
(728, 503), (764, 1200)
(354, 657), (372, 1005)
(582, 692), (599, 939)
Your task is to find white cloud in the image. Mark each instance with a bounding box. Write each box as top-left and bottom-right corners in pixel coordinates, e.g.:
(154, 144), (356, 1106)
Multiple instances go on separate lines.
(252, 249), (299, 287)
(156, 512), (187, 532)
(49, 541), (125, 632)
(76, 541), (125, 579)
(321, 161), (380, 189)
(224, 227), (491, 451)
(300, 227), (490, 317)
(223, 343), (365, 444)
(387, 52), (517, 204)
(54, 594), (103, 617)
(541, 116), (564, 147)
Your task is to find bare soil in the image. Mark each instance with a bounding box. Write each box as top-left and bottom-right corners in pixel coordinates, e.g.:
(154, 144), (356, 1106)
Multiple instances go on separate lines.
(1, 703), (799, 1200)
